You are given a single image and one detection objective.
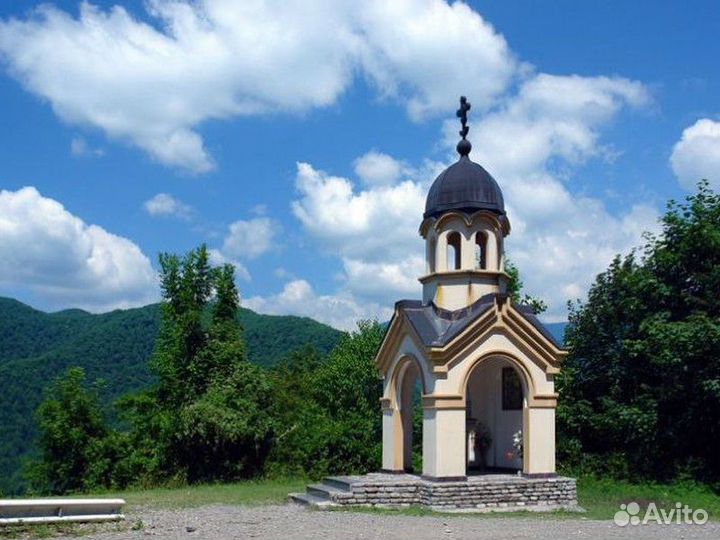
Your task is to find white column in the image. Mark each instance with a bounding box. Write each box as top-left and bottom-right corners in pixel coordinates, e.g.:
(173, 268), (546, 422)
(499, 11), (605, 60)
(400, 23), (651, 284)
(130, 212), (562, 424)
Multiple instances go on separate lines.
(461, 233), (475, 270)
(523, 407), (556, 475)
(382, 404), (403, 472)
(487, 231), (499, 271)
(422, 407), (466, 479)
(426, 235), (436, 274)
(436, 232), (448, 272)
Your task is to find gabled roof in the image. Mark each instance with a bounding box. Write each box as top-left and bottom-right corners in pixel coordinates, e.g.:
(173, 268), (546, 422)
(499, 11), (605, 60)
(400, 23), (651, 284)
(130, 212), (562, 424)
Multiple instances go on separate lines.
(396, 294), (562, 349)
(376, 293), (566, 377)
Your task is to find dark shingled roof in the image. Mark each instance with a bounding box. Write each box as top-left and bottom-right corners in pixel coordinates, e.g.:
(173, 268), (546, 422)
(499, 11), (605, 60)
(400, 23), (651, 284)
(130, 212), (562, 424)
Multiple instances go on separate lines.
(395, 294), (562, 349)
(513, 303), (563, 349)
(424, 156), (505, 219)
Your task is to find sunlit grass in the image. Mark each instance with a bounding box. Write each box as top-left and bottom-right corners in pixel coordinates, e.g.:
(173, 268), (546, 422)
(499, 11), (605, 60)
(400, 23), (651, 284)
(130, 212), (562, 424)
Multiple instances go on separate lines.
(576, 476), (720, 520)
(95, 477), (309, 510)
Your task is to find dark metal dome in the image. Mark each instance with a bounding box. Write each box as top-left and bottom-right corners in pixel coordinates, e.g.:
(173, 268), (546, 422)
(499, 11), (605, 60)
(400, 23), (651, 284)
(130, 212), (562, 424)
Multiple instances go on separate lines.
(423, 155), (505, 219)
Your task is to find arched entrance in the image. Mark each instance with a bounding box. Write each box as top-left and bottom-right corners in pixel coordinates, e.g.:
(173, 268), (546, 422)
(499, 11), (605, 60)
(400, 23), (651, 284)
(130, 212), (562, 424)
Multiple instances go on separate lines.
(465, 356), (526, 473)
(394, 358), (425, 472)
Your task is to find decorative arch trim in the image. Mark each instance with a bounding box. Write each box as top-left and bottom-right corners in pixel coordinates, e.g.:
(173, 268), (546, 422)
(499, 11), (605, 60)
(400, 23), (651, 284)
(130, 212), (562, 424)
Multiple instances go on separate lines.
(376, 311), (429, 375)
(419, 210), (510, 238)
(384, 353), (429, 410)
(459, 350), (535, 404)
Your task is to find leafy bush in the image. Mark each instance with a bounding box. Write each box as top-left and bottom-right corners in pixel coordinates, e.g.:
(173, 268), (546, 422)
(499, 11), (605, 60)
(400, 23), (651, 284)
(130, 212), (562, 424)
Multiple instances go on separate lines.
(266, 322), (384, 478)
(559, 181), (720, 482)
(26, 367), (111, 494)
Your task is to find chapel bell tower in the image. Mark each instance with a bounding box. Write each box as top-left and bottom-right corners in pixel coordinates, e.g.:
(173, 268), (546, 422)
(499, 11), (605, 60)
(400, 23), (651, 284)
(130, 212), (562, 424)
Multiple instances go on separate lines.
(419, 96), (511, 311)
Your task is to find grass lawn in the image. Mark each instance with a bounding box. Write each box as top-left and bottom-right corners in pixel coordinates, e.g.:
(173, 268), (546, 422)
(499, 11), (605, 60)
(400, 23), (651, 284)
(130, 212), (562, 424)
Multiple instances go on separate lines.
(576, 476), (720, 520)
(96, 478), (309, 510)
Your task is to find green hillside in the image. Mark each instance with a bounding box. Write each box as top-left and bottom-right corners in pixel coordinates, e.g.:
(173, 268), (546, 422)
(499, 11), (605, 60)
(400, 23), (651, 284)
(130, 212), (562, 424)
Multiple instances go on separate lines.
(0, 297), (343, 495)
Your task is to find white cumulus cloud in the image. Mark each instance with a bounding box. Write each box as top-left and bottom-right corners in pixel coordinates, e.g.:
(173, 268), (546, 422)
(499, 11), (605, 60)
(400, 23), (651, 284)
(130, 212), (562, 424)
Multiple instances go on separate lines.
(0, 186), (157, 311)
(206, 216), (281, 283)
(291, 160), (433, 304)
(670, 118), (720, 190)
(221, 217), (280, 260)
(244, 279), (391, 331)
(356, 0), (515, 120)
(143, 192), (193, 219)
(453, 74), (650, 178)
(353, 151), (404, 187)
(0, 0), (514, 172)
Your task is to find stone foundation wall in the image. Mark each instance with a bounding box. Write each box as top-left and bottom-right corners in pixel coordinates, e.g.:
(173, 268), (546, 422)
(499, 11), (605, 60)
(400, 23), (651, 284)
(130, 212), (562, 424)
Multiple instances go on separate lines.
(332, 478), (419, 507)
(328, 474), (577, 511)
(420, 477), (577, 510)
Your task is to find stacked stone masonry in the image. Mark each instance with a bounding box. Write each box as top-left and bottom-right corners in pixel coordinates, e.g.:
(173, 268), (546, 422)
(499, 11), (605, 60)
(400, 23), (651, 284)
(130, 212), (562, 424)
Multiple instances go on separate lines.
(294, 473), (578, 512)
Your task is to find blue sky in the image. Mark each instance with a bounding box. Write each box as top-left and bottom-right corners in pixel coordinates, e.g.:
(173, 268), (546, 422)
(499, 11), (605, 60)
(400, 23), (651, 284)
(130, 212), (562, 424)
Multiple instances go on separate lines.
(0, 0), (718, 329)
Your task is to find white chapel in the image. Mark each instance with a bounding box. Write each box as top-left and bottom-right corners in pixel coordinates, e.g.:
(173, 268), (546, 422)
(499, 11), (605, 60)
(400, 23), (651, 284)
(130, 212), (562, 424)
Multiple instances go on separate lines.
(375, 97), (567, 480)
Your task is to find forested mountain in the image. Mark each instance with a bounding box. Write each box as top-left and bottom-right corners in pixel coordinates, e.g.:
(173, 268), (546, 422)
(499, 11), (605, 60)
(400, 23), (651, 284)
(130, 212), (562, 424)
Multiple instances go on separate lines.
(0, 297), (343, 495)
(545, 322), (568, 345)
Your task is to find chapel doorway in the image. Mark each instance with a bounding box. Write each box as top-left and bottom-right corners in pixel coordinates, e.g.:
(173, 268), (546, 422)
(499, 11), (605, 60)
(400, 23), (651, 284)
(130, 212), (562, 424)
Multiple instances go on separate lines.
(465, 357), (524, 473)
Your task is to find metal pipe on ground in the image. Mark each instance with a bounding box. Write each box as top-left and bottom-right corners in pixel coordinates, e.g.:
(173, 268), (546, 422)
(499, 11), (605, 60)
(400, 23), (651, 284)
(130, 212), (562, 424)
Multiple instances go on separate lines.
(0, 498), (126, 525)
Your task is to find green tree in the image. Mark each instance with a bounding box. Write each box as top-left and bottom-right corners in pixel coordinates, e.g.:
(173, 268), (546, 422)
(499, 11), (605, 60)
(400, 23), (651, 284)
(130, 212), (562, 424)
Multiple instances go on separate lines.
(113, 390), (171, 487)
(16, 245), (351, 492)
(187, 264), (247, 390)
(122, 247), (275, 483)
(506, 259), (547, 314)
(153, 245), (214, 407)
(266, 345), (330, 477)
(559, 181), (720, 481)
(178, 361), (275, 482)
(176, 262), (275, 481)
(26, 368), (110, 494)
(313, 320), (385, 474)
(126, 245), (222, 480)
(266, 321), (385, 478)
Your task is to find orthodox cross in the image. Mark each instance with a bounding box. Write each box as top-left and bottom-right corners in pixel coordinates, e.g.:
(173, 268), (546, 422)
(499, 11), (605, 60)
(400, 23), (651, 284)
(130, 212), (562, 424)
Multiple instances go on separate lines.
(457, 96), (471, 139)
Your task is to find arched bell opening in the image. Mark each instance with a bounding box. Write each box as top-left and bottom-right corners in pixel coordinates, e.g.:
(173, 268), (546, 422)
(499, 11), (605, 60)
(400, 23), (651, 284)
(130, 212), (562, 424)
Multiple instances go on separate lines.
(446, 231), (462, 270)
(464, 356), (527, 474)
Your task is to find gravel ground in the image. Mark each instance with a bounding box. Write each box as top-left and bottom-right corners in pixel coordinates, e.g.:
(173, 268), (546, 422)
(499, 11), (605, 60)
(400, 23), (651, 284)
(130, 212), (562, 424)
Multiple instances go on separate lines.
(53, 503), (719, 540)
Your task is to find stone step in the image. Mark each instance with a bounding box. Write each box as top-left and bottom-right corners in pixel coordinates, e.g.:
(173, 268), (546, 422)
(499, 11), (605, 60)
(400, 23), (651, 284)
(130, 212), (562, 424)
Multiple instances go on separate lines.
(306, 483), (346, 500)
(288, 493), (337, 508)
(322, 476), (355, 492)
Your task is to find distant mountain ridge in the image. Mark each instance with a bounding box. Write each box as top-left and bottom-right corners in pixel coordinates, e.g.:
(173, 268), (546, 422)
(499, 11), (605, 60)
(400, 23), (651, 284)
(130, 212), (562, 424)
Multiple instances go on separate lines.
(545, 322), (568, 346)
(0, 296), (344, 495)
